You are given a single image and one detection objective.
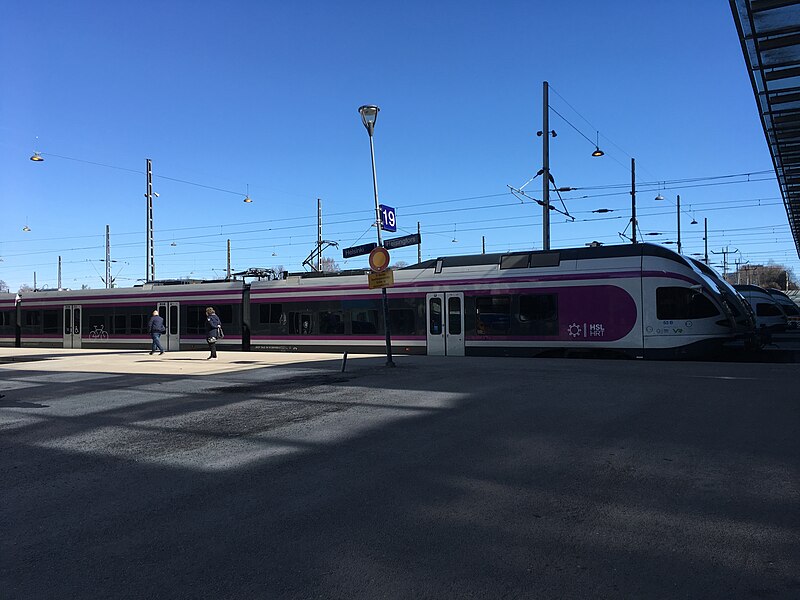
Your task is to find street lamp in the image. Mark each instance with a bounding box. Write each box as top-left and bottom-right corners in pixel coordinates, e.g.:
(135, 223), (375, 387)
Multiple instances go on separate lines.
(591, 131), (604, 157)
(358, 104), (394, 367)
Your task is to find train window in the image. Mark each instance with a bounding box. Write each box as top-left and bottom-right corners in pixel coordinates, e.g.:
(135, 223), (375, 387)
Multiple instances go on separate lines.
(42, 310), (59, 334)
(476, 296), (511, 335)
(112, 315), (127, 334)
(782, 303), (800, 316)
(24, 311), (41, 327)
(186, 306), (207, 334)
(500, 254), (529, 270)
(390, 308), (416, 335)
(656, 287), (719, 319)
(519, 294), (559, 335)
(85, 313), (106, 334)
(756, 303), (783, 317)
(319, 311), (344, 334)
(289, 312), (313, 335)
(216, 304), (233, 324)
(429, 298), (442, 335)
(352, 309), (379, 334)
(131, 314), (145, 334)
(169, 305), (179, 335)
(448, 297), (462, 335)
(530, 252), (560, 267)
(259, 303), (284, 324)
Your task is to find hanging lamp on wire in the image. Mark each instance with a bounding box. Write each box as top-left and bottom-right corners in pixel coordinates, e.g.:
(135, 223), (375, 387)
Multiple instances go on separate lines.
(30, 136), (44, 162)
(591, 131), (604, 157)
(655, 182), (665, 201)
(243, 183), (253, 203)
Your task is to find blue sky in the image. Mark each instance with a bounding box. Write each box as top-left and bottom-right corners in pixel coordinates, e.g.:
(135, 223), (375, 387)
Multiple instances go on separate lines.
(1, 1), (797, 291)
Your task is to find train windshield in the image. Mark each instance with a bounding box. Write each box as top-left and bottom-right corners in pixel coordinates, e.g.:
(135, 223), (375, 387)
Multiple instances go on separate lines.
(688, 259), (749, 322)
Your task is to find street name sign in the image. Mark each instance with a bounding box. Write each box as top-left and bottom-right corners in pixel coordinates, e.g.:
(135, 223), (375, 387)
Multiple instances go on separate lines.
(384, 233), (421, 250)
(342, 242), (377, 259)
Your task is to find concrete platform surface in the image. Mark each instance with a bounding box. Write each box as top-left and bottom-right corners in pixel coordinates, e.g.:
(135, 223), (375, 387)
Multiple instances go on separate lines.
(1, 350), (798, 599)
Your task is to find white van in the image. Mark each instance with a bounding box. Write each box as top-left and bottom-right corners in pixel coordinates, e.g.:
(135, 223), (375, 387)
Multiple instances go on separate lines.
(733, 285), (788, 332)
(767, 289), (800, 329)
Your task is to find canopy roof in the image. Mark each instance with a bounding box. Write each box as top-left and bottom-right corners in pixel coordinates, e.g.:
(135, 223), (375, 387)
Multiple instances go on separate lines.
(731, 0), (800, 257)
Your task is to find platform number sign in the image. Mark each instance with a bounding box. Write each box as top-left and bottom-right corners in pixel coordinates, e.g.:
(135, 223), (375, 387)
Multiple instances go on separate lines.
(379, 204), (397, 233)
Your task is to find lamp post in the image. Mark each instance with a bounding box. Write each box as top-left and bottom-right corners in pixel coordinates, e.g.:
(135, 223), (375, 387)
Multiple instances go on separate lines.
(358, 104), (394, 367)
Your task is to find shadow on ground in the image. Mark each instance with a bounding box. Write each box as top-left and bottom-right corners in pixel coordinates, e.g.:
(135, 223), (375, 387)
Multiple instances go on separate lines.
(1, 357), (798, 598)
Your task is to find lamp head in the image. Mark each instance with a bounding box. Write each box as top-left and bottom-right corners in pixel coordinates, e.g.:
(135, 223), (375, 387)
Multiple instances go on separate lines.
(654, 194), (665, 201)
(592, 147), (604, 157)
(358, 105), (380, 135)
(243, 196), (253, 203)
(30, 152), (44, 162)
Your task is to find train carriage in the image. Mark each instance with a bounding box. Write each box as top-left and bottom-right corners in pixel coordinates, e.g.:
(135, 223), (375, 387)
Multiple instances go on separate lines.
(0, 282), (246, 351)
(1, 243), (754, 359)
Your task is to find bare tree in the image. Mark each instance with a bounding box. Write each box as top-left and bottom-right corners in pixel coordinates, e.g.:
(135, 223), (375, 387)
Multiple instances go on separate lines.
(0, 280), (8, 293)
(391, 260), (409, 269)
(729, 263), (796, 290)
(18, 284), (33, 292)
(320, 257), (340, 273)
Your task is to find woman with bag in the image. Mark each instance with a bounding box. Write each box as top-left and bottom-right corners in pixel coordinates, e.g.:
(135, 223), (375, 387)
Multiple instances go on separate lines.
(205, 307), (222, 360)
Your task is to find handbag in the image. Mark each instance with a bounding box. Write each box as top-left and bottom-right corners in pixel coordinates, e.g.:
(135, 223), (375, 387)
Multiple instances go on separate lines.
(207, 336), (217, 344)
(217, 326), (224, 339)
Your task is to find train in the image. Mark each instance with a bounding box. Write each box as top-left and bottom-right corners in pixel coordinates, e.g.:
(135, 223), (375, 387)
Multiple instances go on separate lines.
(0, 243), (757, 359)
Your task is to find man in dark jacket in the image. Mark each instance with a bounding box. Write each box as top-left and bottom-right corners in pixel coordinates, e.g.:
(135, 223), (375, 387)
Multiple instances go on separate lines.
(147, 309), (166, 355)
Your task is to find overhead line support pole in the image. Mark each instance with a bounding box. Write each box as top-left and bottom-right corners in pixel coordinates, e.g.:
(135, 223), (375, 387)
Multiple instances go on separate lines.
(542, 81), (550, 251)
(146, 158), (155, 282)
(677, 194), (682, 255)
(631, 158), (636, 244)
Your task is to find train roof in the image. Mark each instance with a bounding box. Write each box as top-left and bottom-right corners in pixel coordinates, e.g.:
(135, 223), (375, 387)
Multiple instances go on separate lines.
(405, 242), (689, 270)
(733, 284), (772, 294)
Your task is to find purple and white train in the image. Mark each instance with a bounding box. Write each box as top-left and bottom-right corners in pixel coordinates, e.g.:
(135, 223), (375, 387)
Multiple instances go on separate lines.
(0, 243), (756, 359)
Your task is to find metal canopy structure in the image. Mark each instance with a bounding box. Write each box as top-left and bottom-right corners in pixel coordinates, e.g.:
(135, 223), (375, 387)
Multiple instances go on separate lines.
(731, 0), (800, 257)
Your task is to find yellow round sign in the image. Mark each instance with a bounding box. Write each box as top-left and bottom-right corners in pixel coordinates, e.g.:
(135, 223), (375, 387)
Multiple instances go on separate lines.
(368, 247), (390, 273)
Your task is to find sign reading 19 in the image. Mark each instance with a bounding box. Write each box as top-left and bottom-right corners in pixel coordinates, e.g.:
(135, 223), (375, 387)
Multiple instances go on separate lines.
(379, 204), (397, 233)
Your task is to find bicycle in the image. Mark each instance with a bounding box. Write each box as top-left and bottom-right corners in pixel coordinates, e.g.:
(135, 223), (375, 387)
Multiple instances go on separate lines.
(88, 324), (109, 340)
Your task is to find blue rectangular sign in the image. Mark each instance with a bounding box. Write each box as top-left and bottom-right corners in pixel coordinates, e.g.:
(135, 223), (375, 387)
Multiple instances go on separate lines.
(379, 204), (397, 233)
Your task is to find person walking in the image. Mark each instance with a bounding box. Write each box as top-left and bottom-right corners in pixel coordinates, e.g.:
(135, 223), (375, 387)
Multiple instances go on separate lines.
(147, 309), (166, 355)
(205, 307), (221, 360)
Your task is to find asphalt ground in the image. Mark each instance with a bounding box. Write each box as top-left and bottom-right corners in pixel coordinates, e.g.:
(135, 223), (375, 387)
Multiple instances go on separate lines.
(1, 348), (798, 599)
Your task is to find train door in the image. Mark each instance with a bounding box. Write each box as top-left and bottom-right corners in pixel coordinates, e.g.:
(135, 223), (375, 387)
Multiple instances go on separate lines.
(157, 302), (181, 351)
(425, 292), (465, 356)
(63, 305), (82, 349)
